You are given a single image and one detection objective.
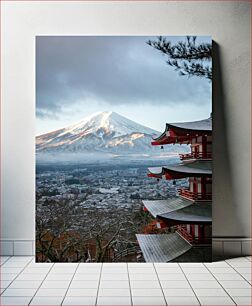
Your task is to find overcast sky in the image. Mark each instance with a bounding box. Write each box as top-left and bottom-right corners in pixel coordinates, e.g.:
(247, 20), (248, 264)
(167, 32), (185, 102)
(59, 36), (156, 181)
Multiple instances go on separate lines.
(36, 36), (212, 135)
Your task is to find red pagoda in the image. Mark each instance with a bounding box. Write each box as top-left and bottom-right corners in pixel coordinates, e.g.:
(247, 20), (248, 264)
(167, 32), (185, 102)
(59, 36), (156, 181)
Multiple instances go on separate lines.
(136, 117), (212, 262)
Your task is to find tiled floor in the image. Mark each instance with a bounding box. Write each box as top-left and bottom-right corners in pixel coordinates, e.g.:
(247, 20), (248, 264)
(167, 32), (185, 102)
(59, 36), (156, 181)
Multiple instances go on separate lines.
(0, 256), (251, 305)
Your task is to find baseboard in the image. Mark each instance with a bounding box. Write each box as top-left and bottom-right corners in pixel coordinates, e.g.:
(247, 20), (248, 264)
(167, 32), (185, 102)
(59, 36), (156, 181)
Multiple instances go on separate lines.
(0, 240), (34, 256)
(0, 238), (251, 258)
(212, 237), (252, 260)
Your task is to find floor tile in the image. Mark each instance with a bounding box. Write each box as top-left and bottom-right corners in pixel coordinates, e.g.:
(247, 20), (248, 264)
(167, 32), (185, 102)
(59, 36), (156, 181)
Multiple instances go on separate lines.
(101, 268), (128, 274)
(214, 273), (245, 281)
(16, 273), (46, 281)
(22, 267), (50, 274)
(0, 280), (12, 289)
(225, 288), (252, 296)
(74, 273), (100, 281)
(62, 296), (96, 305)
(1, 267), (23, 274)
(235, 267), (252, 274)
(35, 287), (67, 296)
(2, 261), (28, 268)
(78, 263), (102, 268)
(226, 257), (250, 263)
(241, 274), (252, 283)
(7, 256), (33, 261)
(50, 267), (77, 274)
(186, 273), (216, 281)
(27, 262), (53, 268)
(198, 296), (236, 305)
(75, 269), (101, 274)
(158, 273), (187, 280)
(180, 263), (205, 267)
(219, 280), (252, 288)
(205, 261), (230, 267)
(163, 288), (195, 296)
(8, 280), (42, 289)
(40, 280), (71, 288)
(128, 268), (156, 274)
(182, 267), (209, 274)
(165, 296), (200, 305)
(189, 280), (221, 288)
(97, 296), (132, 305)
(130, 280), (160, 289)
(129, 273), (158, 281)
(132, 296), (166, 305)
(228, 261), (252, 268)
(207, 267), (236, 274)
(0, 296), (32, 305)
(101, 273), (128, 281)
(160, 280), (191, 288)
(128, 263), (153, 268)
(70, 280), (99, 288)
(1, 274), (17, 281)
(232, 296), (252, 305)
(131, 288), (163, 296)
(2, 288), (37, 296)
(154, 263), (179, 268)
(0, 256), (10, 264)
(98, 288), (130, 296)
(193, 288), (228, 296)
(45, 273), (73, 281)
(155, 267), (182, 273)
(66, 288), (98, 296)
(99, 281), (129, 289)
(30, 296), (64, 305)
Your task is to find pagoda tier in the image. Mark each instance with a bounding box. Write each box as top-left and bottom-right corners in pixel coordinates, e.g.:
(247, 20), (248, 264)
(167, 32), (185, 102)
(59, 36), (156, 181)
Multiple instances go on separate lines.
(148, 160), (212, 180)
(136, 233), (192, 262)
(143, 199), (212, 226)
(151, 118), (212, 146)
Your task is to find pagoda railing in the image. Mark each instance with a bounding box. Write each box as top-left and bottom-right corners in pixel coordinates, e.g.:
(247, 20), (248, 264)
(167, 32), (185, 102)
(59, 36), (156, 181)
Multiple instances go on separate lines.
(179, 152), (212, 160)
(177, 226), (194, 243)
(178, 188), (212, 201)
(177, 227), (212, 245)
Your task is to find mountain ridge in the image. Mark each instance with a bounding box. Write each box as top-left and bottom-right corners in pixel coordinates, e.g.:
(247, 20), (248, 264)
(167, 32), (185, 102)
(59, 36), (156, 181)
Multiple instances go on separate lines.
(36, 111), (188, 158)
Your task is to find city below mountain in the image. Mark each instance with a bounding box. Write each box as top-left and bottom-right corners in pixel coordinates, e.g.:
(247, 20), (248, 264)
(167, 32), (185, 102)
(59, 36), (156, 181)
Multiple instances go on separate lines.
(36, 111), (188, 162)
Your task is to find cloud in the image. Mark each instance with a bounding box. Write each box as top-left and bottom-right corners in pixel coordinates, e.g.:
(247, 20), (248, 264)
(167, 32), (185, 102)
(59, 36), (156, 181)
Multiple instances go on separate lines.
(36, 36), (211, 118)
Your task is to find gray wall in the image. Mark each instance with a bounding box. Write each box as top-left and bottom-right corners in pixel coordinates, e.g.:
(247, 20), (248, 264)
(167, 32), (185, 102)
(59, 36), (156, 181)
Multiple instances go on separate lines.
(1, 2), (251, 253)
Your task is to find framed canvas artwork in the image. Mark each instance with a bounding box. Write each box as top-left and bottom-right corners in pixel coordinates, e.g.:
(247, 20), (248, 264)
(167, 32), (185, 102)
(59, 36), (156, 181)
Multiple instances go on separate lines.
(36, 36), (212, 262)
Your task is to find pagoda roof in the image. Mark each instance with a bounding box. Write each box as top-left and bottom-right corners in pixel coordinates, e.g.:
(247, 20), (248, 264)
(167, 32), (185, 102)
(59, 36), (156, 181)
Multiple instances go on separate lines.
(167, 117), (212, 132)
(143, 198), (212, 224)
(160, 202), (212, 224)
(152, 117), (212, 145)
(142, 198), (192, 218)
(136, 233), (192, 262)
(148, 160), (212, 179)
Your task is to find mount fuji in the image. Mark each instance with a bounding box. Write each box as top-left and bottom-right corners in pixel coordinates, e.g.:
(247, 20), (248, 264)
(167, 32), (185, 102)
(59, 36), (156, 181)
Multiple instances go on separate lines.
(36, 111), (188, 161)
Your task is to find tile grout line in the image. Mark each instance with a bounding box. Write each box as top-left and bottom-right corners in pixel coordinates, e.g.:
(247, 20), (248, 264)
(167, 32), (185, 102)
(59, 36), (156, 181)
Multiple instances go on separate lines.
(153, 263), (168, 306)
(0, 256), (34, 296)
(126, 263), (133, 306)
(95, 263), (103, 306)
(203, 262), (238, 305)
(28, 261), (55, 305)
(0, 255), (13, 292)
(0, 255), (12, 266)
(61, 263), (80, 306)
(178, 263), (202, 306)
(225, 260), (252, 286)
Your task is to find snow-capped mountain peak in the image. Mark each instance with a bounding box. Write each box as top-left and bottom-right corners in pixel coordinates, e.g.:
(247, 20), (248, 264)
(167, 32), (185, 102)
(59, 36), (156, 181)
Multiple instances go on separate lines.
(36, 111), (159, 154)
(36, 111), (189, 160)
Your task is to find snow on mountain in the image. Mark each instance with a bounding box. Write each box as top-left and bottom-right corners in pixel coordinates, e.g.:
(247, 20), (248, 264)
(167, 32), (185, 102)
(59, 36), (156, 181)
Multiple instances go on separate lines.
(36, 111), (188, 157)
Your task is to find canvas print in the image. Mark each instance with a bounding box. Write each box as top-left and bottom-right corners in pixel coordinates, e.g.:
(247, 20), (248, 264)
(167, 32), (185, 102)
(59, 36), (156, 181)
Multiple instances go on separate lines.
(36, 36), (212, 262)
